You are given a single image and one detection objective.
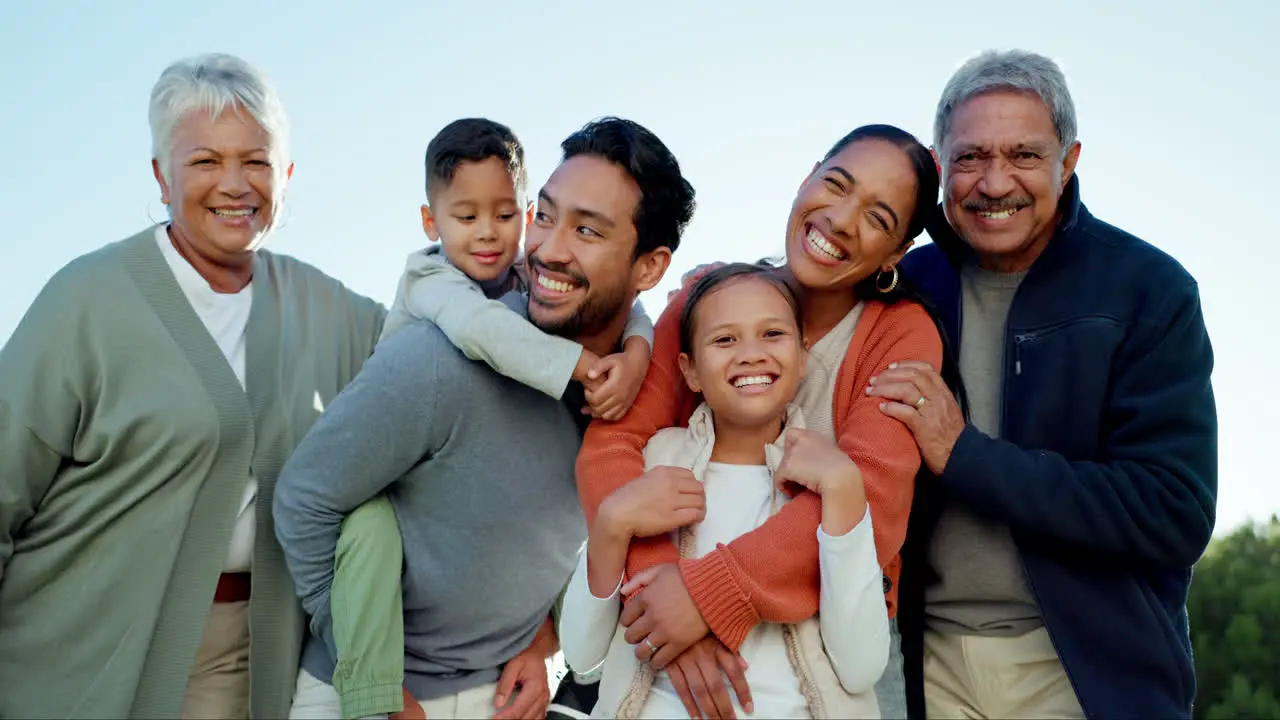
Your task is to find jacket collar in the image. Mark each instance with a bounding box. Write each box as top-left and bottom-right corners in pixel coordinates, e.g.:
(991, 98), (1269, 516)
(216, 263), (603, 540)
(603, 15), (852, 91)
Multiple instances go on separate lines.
(684, 402), (806, 478)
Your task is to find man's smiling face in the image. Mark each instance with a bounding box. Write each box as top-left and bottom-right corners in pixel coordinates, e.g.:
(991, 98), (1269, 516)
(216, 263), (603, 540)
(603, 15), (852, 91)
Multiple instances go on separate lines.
(941, 90), (1081, 272)
(523, 154), (644, 340)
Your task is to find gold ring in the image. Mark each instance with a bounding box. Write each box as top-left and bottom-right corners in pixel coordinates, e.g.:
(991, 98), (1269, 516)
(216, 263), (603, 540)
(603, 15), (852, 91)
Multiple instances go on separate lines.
(915, 396), (927, 409)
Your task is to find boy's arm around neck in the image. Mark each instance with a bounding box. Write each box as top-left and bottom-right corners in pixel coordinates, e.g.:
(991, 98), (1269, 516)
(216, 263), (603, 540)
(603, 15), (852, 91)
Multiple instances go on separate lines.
(396, 250), (583, 399)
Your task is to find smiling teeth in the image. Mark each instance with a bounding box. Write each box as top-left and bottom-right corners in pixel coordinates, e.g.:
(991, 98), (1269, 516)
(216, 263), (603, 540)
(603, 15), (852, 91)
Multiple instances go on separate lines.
(213, 208), (254, 217)
(807, 229), (846, 260)
(536, 274), (576, 293)
(979, 208), (1019, 220)
(733, 375), (775, 388)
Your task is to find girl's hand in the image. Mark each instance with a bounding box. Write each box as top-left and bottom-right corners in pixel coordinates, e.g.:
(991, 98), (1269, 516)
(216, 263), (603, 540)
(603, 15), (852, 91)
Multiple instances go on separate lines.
(587, 469), (705, 597)
(774, 428), (862, 495)
(774, 429), (868, 536)
(599, 466), (706, 540)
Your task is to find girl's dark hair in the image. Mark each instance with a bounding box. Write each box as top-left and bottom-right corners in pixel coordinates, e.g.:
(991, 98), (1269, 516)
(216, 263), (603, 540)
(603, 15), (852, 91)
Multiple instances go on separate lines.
(679, 263), (803, 357)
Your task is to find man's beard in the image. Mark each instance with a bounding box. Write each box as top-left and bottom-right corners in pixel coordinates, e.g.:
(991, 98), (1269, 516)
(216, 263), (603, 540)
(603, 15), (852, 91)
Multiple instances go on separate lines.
(530, 280), (631, 340)
(527, 255), (632, 340)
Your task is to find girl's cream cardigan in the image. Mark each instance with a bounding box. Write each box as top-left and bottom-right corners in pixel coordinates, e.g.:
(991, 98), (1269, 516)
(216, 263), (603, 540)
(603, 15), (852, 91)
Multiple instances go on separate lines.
(568, 403), (885, 719)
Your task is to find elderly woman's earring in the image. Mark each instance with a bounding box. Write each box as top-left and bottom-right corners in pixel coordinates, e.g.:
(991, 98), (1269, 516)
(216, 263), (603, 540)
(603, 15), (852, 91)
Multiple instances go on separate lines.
(146, 198), (168, 225)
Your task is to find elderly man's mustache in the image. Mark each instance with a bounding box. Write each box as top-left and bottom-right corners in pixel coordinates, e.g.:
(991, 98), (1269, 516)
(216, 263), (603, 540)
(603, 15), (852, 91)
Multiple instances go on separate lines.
(963, 196), (1033, 213)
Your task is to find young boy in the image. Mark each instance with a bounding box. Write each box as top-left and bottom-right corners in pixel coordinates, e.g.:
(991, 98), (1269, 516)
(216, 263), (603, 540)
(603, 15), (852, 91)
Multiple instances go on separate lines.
(382, 117), (653, 411)
(328, 118), (653, 719)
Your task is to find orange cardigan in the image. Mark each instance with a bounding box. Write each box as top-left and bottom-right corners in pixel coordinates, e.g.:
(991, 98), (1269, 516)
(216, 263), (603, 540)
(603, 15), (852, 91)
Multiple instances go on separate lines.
(575, 289), (943, 651)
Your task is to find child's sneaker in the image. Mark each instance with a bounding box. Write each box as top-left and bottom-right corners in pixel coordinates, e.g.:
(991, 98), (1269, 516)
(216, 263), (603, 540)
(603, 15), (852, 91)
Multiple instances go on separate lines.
(547, 671), (600, 719)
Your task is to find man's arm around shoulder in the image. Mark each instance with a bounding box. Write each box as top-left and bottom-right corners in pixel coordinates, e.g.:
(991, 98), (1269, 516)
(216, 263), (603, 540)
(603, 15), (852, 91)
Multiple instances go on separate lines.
(943, 279), (1216, 567)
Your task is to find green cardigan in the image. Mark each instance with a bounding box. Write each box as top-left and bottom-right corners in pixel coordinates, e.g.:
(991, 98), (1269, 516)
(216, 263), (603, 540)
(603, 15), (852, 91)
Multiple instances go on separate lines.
(0, 226), (386, 719)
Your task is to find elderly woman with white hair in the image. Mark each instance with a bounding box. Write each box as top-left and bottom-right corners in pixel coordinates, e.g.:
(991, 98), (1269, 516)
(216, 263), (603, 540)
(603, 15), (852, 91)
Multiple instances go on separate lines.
(0, 53), (385, 719)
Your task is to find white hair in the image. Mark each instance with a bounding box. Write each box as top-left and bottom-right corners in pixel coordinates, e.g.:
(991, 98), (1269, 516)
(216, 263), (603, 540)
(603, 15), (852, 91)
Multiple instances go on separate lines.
(149, 53), (290, 185)
(934, 49), (1077, 156)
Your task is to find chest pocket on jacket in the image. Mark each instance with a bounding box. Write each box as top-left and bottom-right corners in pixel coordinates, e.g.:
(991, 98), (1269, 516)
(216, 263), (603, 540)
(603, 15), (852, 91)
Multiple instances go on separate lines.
(1006, 315), (1124, 458)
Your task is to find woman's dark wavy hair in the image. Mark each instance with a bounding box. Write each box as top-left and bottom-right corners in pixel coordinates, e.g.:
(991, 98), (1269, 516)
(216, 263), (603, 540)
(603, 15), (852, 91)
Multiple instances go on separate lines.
(820, 124), (936, 301)
(778, 124), (968, 410)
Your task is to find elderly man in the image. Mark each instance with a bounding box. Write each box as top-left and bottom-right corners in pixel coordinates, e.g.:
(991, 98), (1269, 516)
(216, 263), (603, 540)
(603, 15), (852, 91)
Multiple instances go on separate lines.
(870, 50), (1216, 718)
(274, 117), (694, 720)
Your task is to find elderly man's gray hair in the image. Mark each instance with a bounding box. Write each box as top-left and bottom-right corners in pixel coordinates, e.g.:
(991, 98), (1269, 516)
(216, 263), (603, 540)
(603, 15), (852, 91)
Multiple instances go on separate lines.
(149, 53), (290, 183)
(933, 49), (1077, 156)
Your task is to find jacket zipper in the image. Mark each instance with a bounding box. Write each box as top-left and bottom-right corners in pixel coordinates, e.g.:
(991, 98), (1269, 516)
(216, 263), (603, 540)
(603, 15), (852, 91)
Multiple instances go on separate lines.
(1013, 332), (1035, 375)
(1007, 328), (1089, 715)
(1017, 552), (1093, 718)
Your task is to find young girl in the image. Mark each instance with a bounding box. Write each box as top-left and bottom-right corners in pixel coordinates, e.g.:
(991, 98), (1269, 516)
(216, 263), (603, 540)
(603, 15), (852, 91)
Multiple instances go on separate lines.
(560, 264), (890, 719)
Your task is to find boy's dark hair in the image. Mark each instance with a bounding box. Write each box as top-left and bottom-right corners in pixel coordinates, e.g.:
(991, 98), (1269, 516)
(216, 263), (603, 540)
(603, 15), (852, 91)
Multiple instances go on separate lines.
(424, 118), (527, 202)
(680, 263), (803, 357)
(560, 117), (696, 258)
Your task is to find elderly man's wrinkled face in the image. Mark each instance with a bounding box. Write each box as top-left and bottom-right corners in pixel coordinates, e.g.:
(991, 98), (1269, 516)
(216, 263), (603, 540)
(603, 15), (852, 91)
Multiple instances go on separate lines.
(153, 108), (285, 266)
(941, 90), (1080, 272)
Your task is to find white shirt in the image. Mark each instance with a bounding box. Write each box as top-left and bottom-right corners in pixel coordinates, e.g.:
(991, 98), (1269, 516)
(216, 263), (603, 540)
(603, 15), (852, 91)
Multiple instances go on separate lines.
(155, 226), (257, 573)
(562, 462), (884, 718)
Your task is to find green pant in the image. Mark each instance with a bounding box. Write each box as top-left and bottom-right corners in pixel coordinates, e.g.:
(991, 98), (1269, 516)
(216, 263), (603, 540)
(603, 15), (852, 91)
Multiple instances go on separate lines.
(332, 495), (405, 719)
(330, 496), (572, 719)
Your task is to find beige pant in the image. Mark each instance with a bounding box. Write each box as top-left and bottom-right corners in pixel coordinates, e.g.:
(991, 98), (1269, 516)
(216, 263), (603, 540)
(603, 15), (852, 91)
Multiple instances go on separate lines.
(923, 627), (1084, 719)
(289, 669), (519, 719)
(179, 600), (252, 720)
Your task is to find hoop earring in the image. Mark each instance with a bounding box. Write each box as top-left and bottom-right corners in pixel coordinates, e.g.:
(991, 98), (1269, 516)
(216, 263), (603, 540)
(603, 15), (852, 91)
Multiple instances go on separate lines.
(146, 198), (170, 227)
(876, 266), (900, 294)
(273, 198), (294, 232)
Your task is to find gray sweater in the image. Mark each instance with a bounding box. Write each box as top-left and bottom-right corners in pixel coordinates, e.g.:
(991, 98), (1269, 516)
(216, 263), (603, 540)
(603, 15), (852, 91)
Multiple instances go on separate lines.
(274, 297), (587, 701)
(926, 264), (1042, 636)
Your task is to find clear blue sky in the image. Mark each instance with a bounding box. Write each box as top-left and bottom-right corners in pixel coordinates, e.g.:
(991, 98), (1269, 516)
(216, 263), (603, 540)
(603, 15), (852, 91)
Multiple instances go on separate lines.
(2, 1), (1276, 533)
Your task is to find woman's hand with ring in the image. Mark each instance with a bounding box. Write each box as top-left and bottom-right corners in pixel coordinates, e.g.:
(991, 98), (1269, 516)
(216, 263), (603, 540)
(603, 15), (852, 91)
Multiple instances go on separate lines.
(645, 637), (661, 659)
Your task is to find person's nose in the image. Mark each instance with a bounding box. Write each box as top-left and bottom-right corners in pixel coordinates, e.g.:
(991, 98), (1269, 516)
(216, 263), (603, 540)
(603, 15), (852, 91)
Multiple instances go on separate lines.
(977, 158), (1017, 199)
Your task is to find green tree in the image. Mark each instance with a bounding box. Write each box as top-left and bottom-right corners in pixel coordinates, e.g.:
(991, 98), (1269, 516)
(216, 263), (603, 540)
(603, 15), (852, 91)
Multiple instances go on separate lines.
(1188, 515), (1280, 718)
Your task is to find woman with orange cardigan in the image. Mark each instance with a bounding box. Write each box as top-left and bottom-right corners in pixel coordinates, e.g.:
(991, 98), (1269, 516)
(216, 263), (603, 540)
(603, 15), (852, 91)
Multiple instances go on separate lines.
(572, 124), (948, 719)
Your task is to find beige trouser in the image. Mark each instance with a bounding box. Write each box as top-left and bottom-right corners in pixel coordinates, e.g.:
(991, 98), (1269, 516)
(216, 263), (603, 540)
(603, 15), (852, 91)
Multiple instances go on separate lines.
(923, 627), (1084, 719)
(290, 669), (520, 719)
(180, 600), (252, 720)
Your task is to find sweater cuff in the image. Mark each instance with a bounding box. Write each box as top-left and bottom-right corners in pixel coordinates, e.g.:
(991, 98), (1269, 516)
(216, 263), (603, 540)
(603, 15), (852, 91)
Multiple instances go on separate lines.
(340, 681), (404, 720)
(679, 552), (759, 652)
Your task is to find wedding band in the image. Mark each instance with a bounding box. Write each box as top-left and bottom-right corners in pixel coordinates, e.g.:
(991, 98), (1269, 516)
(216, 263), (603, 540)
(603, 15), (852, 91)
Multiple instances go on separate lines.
(915, 396), (927, 409)
(645, 638), (659, 656)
